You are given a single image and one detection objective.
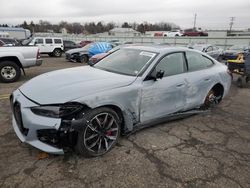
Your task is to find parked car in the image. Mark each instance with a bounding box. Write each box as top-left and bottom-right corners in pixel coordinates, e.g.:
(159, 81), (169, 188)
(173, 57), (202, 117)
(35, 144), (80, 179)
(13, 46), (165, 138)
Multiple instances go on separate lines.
(88, 44), (142, 65)
(63, 40), (80, 52)
(65, 42), (113, 63)
(78, 40), (92, 47)
(188, 44), (224, 61)
(183, 28), (208, 36)
(163, 30), (183, 37)
(88, 45), (126, 65)
(0, 46), (42, 82)
(10, 45), (231, 156)
(221, 45), (250, 60)
(28, 37), (64, 57)
(0, 40), (4, 47)
(0, 38), (20, 46)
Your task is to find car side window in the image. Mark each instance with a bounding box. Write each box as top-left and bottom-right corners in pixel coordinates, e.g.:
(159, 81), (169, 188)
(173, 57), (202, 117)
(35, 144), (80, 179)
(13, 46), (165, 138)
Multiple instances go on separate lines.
(54, 39), (62, 44)
(45, 39), (53, 44)
(156, 53), (185, 77)
(35, 38), (43, 44)
(186, 51), (214, 71)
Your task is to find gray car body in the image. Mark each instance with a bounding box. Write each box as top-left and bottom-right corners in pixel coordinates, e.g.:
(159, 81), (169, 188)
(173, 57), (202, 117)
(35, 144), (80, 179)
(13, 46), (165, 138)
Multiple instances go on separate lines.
(11, 46), (231, 154)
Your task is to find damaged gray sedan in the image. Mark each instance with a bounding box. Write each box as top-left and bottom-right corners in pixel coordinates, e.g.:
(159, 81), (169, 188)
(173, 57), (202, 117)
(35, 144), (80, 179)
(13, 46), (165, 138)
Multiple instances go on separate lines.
(10, 45), (231, 157)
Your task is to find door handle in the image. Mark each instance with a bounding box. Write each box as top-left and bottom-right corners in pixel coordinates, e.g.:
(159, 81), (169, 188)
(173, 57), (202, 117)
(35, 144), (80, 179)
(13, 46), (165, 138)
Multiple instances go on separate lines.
(176, 83), (184, 87)
(204, 78), (211, 82)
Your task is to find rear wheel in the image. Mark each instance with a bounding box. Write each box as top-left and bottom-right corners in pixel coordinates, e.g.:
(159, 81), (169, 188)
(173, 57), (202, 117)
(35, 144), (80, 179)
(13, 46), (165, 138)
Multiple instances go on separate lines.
(53, 49), (62, 57)
(0, 61), (21, 83)
(202, 89), (222, 109)
(75, 107), (121, 157)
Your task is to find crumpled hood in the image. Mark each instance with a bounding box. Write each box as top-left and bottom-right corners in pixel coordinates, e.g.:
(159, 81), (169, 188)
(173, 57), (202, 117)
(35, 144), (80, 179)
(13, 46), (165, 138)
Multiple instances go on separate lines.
(66, 48), (87, 54)
(19, 66), (136, 104)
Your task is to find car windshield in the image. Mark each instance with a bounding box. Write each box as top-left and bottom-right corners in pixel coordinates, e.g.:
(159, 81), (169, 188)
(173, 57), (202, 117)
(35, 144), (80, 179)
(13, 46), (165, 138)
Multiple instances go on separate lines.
(94, 48), (157, 76)
(229, 45), (247, 50)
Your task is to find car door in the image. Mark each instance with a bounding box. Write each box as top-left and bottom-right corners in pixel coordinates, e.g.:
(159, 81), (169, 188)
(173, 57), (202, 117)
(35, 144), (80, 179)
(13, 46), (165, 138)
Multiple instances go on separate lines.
(140, 52), (187, 123)
(184, 51), (215, 109)
(44, 38), (54, 53)
(35, 38), (46, 53)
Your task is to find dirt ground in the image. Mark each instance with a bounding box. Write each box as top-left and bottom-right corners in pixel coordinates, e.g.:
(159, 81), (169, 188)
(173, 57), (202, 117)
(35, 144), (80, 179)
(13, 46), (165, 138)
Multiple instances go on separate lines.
(0, 55), (249, 188)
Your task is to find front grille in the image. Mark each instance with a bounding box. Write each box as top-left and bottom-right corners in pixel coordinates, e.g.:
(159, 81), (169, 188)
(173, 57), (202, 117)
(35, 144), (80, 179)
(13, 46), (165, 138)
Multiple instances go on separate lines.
(13, 102), (29, 136)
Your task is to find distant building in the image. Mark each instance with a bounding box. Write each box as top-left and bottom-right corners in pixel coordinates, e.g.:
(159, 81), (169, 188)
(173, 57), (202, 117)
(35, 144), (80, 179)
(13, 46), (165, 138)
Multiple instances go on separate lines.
(109, 27), (141, 37)
(0, 27), (31, 39)
(60, 28), (67, 35)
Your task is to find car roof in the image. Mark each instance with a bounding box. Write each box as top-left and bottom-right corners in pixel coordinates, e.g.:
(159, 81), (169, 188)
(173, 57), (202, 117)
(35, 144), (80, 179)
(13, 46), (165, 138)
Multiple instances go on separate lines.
(123, 45), (189, 54)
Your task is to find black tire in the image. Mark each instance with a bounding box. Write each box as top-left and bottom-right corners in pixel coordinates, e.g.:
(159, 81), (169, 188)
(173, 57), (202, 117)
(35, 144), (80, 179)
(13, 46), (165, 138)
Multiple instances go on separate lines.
(80, 55), (88, 63)
(53, 49), (62, 57)
(0, 61), (21, 83)
(75, 107), (121, 157)
(175, 34), (179, 37)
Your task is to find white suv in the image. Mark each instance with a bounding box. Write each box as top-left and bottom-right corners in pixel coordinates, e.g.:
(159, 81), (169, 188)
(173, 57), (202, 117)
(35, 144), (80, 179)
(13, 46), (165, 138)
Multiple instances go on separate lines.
(29, 37), (64, 57)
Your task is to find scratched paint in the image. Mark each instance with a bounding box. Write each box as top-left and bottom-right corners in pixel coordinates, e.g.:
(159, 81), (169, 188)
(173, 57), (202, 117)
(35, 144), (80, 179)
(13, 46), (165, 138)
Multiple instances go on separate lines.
(10, 46), (232, 154)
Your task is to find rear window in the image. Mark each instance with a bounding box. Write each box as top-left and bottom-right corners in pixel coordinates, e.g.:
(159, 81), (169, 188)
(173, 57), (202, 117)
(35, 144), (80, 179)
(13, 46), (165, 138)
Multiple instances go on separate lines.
(186, 51), (214, 71)
(54, 39), (62, 44)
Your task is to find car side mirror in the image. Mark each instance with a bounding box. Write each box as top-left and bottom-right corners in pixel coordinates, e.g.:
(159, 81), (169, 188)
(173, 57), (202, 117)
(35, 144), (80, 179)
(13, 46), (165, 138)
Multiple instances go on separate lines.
(156, 70), (164, 79)
(150, 69), (164, 81)
(34, 41), (37, 46)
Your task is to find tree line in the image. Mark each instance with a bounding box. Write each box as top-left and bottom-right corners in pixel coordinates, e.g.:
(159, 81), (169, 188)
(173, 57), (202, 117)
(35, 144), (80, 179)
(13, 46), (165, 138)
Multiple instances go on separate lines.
(1, 20), (179, 34)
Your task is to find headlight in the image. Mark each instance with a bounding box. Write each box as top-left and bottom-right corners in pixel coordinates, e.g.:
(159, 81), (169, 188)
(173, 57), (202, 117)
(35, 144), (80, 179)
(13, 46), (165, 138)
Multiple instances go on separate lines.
(31, 102), (83, 118)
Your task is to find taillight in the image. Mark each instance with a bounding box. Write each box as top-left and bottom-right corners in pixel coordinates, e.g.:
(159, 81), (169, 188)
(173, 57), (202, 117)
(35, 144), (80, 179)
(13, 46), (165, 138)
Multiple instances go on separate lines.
(37, 49), (41, 59)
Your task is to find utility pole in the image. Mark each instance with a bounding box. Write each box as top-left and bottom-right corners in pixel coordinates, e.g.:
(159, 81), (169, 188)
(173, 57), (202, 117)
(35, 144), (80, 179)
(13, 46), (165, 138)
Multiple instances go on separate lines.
(193, 13), (197, 30)
(229, 17), (235, 34)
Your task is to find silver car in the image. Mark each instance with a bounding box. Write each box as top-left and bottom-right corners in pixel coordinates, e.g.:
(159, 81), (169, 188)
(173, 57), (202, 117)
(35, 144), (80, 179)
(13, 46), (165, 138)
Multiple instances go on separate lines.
(188, 44), (224, 61)
(10, 45), (231, 157)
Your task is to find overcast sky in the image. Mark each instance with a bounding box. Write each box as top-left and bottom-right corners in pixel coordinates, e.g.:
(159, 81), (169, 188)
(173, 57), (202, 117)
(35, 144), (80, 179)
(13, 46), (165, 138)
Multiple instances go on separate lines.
(0, 0), (250, 29)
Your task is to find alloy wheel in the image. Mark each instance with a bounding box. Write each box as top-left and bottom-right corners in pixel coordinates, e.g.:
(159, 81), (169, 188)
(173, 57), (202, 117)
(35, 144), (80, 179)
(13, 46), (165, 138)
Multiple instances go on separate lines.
(83, 112), (119, 155)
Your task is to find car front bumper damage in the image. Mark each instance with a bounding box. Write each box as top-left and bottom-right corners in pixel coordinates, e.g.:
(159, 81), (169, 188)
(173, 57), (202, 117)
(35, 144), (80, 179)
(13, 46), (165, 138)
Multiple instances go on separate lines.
(10, 89), (88, 155)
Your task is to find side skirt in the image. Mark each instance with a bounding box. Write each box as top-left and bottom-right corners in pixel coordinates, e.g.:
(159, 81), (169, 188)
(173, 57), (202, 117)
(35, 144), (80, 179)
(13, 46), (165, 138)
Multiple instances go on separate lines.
(125, 108), (210, 136)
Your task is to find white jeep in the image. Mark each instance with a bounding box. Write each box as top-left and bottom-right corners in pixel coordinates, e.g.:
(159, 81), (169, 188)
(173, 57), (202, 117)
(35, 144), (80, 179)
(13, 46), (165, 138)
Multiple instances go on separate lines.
(28, 37), (64, 57)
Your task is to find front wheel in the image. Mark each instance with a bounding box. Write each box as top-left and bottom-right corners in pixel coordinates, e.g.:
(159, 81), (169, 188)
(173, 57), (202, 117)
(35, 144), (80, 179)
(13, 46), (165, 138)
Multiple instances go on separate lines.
(79, 55), (88, 63)
(0, 61), (21, 83)
(75, 107), (121, 157)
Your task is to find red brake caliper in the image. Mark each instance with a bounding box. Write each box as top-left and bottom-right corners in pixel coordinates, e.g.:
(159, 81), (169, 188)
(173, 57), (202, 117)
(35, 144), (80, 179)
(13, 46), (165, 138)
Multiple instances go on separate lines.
(106, 131), (112, 136)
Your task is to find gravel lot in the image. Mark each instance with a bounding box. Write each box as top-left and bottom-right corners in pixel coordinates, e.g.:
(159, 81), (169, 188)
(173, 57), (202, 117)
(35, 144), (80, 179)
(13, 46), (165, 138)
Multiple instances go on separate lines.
(0, 55), (249, 188)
